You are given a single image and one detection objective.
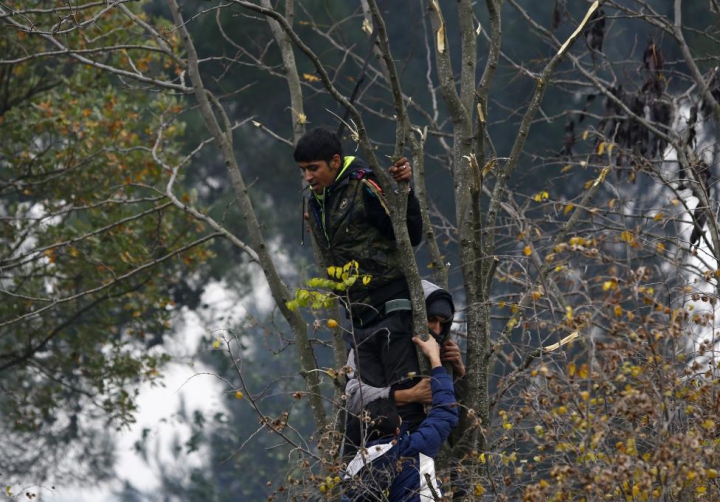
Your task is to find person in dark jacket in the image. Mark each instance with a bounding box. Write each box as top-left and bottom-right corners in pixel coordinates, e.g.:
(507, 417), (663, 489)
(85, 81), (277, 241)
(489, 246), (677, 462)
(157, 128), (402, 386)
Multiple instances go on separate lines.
(344, 280), (464, 436)
(342, 335), (459, 501)
(294, 128), (424, 425)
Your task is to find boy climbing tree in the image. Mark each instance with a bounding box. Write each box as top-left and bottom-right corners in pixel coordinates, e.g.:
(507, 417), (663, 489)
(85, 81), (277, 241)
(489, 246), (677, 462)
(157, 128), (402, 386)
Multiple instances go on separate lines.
(294, 127), (426, 429)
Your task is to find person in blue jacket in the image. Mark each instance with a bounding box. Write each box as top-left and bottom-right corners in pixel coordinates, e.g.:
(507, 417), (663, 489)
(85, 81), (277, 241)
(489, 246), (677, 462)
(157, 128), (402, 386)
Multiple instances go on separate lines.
(342, 335), (459, 501)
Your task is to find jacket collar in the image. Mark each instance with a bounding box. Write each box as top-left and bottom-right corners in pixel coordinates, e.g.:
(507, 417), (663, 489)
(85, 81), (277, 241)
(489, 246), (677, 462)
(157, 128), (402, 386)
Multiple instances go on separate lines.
(310, 156), (365, 203)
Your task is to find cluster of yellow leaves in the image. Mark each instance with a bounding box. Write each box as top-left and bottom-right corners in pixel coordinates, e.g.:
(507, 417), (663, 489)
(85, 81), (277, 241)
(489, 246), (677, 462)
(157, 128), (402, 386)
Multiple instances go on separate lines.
(319, 475), (341, 494)
(620, 230), (639, 247)
(533, 191), (549, 202)
(286, 261), (371, 312)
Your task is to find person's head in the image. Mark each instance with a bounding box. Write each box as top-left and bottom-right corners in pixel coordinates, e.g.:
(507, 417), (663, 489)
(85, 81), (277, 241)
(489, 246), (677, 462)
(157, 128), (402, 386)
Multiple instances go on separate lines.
(294, 128), (344, 193)
(425, 294), (454, 341)
(363, 398), (401, 442)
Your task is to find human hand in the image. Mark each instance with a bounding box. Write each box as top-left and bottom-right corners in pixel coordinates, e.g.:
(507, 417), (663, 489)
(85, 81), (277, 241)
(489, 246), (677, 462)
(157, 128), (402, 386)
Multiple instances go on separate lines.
(394, 378), (432, 406)
(441, 340), (466, 377)
(389, 156), (413, 183)
(412, 336), (441, 368)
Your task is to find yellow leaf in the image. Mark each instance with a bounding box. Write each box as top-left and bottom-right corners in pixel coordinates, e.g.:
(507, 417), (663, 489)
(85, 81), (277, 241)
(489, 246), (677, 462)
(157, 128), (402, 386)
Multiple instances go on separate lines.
(602, 281), (616, 291)
(532, 290), (542, 301)
(566, 306), (573, 320)
(654, 212), (664, 221)
(481, 158), (496, 178)
(608, 198), (616, 208)
(213, 339), (221, 349)
(568, 362), (576, 377)
(327, 266), (336, 278)
(503, 422), (513, 430)
(671, 199), (679, 206)
(523, 246), (532, 256)
(564, 203), (574, 215)
(302, 73), (320, 82)
(656, 242), (665, 253)
(533, 191), (549, 202)
(582, 130), (589, 140)
(361, 17), (373, 35)
(235, 390), (244, 399)
(327, 319), (338, 328)
(478, 453), (486, 464)
(561, 164), (573, 173)
(511, 304), (519, 314)
(597, 141), (606, 155)
(578, 364), (589, 378)
(474, 485), (485, 496)
(362, 275), (371, 285)
(593, 166), (611, 187)
(614, 305), (623, 317)
(607, 143), (614, 154)
(620, 231), (634, 243)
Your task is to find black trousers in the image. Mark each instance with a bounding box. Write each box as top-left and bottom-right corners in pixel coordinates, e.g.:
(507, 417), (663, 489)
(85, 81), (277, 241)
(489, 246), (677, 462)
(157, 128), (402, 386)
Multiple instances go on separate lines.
(346, 310), (426, 432)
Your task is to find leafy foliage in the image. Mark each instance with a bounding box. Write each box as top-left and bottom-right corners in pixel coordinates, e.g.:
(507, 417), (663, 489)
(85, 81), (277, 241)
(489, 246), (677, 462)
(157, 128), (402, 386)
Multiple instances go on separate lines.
(485, 275), (720, 501)
(287, 260), (371, 312)
(0, 0), (210, 483)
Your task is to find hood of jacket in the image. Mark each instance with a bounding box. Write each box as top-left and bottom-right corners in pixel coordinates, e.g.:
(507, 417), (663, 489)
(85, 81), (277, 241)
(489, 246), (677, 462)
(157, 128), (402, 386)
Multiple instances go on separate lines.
(422, 280), (455, 341)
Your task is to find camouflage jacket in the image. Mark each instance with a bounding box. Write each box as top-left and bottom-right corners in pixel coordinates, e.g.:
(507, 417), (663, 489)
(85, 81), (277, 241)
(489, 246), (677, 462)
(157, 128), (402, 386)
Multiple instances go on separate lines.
(306, 156), (422, 312)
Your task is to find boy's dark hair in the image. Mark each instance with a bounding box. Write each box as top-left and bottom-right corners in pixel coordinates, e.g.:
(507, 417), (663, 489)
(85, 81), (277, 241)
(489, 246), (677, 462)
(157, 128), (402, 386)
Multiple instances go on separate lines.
(293, 127), (343, 163)
(363, 398), (401, 442)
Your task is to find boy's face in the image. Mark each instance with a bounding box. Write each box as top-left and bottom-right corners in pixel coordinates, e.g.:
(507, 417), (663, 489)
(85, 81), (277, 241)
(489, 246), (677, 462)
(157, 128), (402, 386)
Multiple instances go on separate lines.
(427, 315), (449, 337)
(298, 154), (341, 193)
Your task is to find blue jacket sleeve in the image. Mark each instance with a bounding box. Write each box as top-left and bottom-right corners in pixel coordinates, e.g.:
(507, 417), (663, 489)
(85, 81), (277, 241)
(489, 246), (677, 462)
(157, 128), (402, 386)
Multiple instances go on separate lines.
(403, 367), (459, 458)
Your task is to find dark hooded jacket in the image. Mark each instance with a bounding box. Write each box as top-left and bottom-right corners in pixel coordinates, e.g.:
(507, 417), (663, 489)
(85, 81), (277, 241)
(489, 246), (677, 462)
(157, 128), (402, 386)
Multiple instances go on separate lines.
(306, 156), (422, 318)
(345, 280), (456, 416)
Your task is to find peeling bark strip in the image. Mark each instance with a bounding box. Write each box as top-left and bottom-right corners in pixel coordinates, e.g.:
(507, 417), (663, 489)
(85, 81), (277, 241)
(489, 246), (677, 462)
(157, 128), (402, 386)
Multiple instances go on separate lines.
(429, 0), (446, 54)
(558, 1), (599, 55)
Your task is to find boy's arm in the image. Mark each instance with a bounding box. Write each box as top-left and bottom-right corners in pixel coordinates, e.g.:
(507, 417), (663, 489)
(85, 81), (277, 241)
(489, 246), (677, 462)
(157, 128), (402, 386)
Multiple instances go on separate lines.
(344, 349), (390, 414)
(345, 350), (432, 413)
(363, 162), (423, 246)
(364, 187), (422, 245)
(345, 377), (391, 414)
(401, 337), (459, 457)
(404, 367), (459, 458)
